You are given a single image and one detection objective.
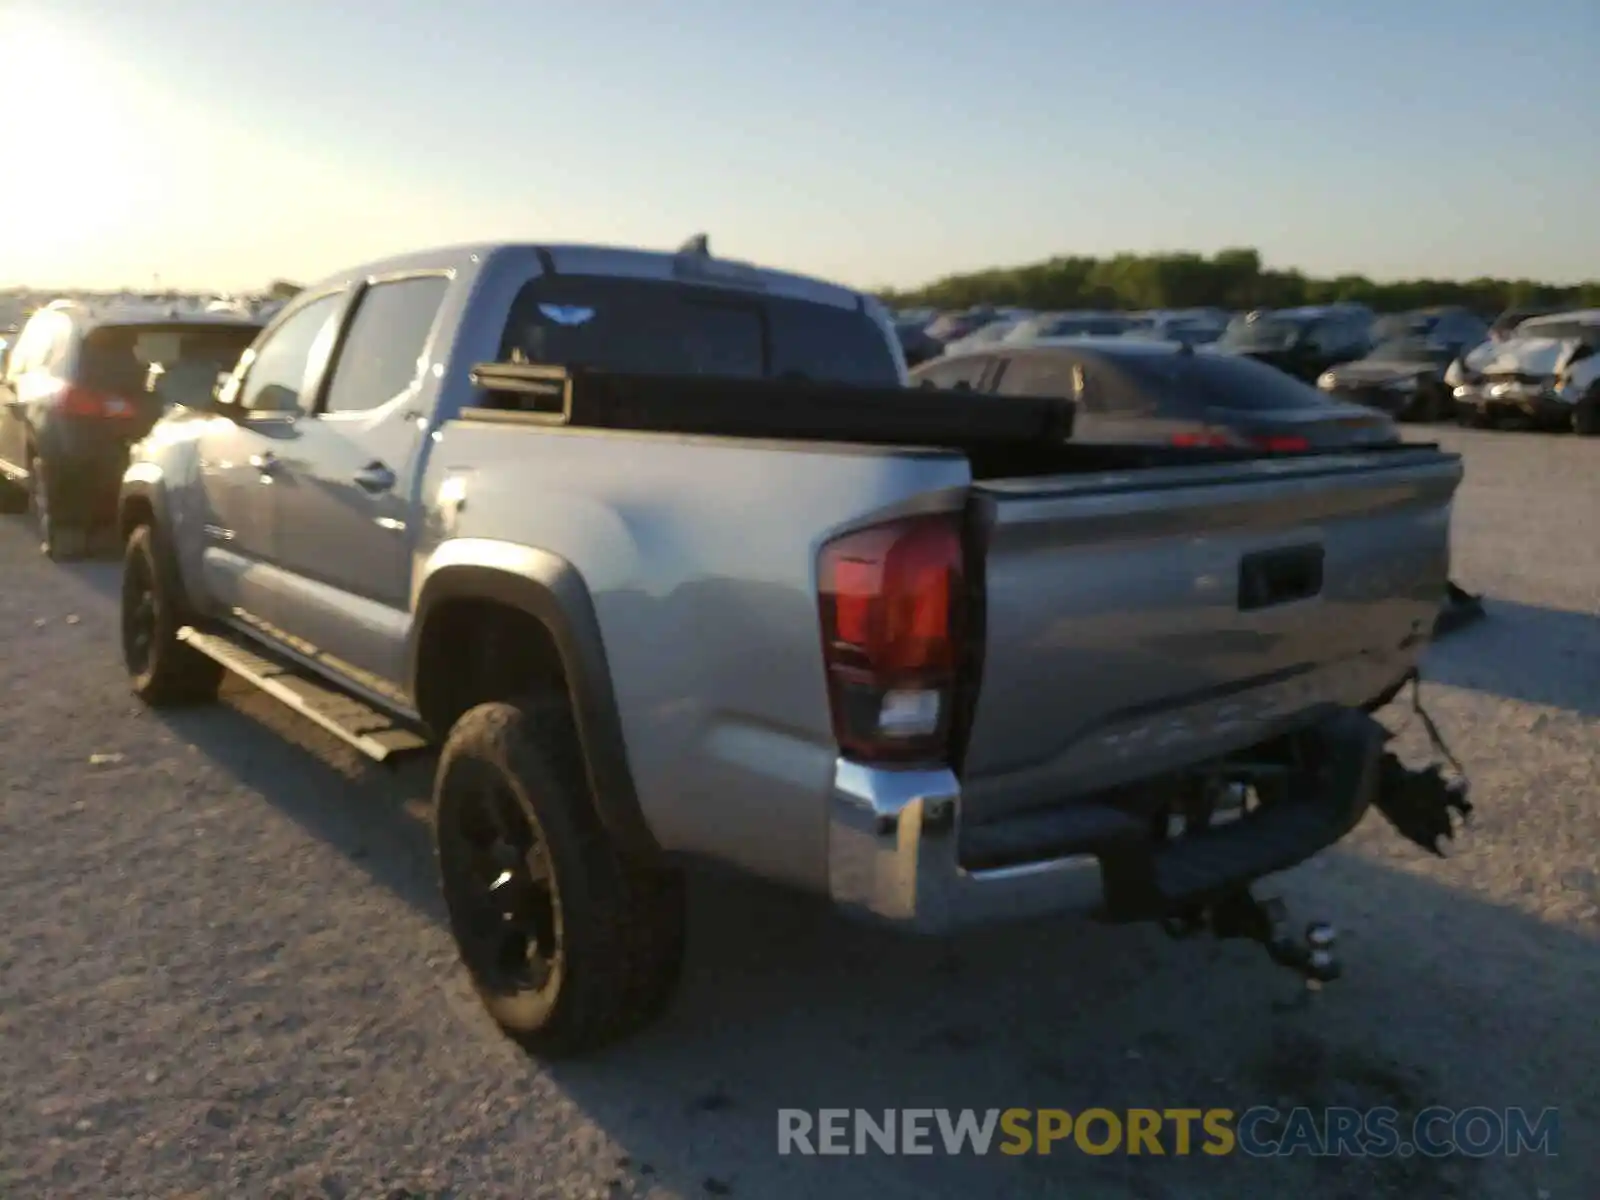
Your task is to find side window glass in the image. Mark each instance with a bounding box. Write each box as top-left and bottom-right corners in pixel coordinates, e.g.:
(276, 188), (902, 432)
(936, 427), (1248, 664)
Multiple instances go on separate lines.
(916, 357), (989, 390)
(238, 294), (343, 413)
(321, 276), (449, 415)
(995, 355), (1090, 405)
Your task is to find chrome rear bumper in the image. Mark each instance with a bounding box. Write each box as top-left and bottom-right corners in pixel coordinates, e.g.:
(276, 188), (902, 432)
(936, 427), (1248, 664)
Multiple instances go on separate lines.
(826, 708), (1389, 935)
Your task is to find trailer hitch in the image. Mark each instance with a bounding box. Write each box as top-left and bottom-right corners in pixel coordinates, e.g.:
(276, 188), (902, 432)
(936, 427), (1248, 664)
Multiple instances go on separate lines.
(1163, 890), (1340, 993)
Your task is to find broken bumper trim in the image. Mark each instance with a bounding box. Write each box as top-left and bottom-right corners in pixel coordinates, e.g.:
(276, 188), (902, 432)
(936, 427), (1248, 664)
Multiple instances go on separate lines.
(826, 709), (1390, 935)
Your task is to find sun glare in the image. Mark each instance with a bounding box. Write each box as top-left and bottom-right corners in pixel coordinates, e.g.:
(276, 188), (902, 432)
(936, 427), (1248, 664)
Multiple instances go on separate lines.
(0, 13), (151, 252)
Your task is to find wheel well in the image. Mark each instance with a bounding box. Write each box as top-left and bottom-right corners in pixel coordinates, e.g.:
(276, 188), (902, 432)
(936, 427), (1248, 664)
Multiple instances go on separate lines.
(119, 496), (155, 541)
(414, 599), (569, 737)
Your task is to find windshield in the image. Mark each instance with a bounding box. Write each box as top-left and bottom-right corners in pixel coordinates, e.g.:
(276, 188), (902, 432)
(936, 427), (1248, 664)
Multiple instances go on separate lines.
(960, 319), (1017, 345)
(1369, 313), (1439, 341)
(500, 276), (901, 387)
(1218, 315), (1311, 351)
(1117, 351), (1337, 411)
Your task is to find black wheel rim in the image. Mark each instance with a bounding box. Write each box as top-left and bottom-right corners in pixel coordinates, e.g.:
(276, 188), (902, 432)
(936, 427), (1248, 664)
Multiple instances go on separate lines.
(441, 768), (561, 995)
(122, 550), (157, 676)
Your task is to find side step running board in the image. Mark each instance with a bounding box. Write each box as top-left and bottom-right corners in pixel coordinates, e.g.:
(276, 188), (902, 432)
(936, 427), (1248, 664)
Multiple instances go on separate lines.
(178, 627), (430, 763)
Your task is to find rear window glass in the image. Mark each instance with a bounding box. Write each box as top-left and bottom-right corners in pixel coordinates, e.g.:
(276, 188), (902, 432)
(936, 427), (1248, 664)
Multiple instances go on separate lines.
(1113, 351), (1334, 410)
(500, 276), (899, 387)
(79, 322), (260, 393)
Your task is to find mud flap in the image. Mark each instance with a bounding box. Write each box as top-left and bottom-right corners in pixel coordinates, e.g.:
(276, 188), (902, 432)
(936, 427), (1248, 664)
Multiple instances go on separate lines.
(1373, 673), (1474, 856)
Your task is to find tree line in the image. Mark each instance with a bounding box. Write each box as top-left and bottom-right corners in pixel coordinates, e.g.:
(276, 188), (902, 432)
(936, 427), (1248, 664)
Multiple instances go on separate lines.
(876, 248), (1600, 315)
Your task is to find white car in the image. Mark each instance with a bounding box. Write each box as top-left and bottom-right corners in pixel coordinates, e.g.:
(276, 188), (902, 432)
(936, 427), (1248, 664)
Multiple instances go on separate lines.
(1449, 309), (1600, 435)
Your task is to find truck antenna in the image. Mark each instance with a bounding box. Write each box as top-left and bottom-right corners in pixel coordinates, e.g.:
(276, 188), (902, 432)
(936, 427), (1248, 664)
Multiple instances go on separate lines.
(677, 233), (711, 257)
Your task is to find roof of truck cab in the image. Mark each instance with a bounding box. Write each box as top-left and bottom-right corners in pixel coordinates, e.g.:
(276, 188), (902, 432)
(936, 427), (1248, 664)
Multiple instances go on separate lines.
(306, 241), (867, 311)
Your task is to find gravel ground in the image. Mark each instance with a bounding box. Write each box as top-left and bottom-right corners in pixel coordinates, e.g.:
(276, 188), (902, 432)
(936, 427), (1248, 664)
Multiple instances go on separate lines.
(0, 427), (1595, 1199)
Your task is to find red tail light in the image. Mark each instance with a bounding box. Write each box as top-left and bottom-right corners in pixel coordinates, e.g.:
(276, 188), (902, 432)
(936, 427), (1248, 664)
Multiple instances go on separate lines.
(1251, 434), (1310, 452)
(817, 513), (968, 764)
(56, 384), (137, 419)
(1170, 431), (1236, 448)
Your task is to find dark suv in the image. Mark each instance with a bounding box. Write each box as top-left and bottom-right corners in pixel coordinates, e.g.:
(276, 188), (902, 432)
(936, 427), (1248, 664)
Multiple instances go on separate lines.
(0, 302), (262, 558)
(1213, 305), (1374, 382)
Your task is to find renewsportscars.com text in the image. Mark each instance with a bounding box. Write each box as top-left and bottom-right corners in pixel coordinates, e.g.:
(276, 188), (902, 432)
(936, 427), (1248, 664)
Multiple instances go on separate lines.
(777, 1106), (1560, 1158)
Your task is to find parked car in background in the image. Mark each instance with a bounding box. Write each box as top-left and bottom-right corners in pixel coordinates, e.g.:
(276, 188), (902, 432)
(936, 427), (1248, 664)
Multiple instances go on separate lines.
(1368, 306), (1489, 357)
(1443, 338), (1498, 392)
(1125, 308), (1229, 345)
(1489, 305), (1557, 342)
(940, 316), (1022, 356)
(912, 338), (1397, 449)
(1453, 309), (1600, 435)
(893, 316), (943, 367)
(1316, 332), (1480, 422)
(1212, 305), (1373, 382)
(923, 308), (995, 345)
(0, 300), (263, 558)
(1004, 311), (1137, 342)
(892, 306), (936, 328)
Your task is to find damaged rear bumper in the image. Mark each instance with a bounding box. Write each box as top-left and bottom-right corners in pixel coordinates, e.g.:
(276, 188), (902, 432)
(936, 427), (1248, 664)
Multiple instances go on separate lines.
(827, 707), (1461, 934)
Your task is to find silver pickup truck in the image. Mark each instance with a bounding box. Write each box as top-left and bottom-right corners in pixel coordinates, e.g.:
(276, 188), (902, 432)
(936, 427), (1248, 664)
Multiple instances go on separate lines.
(116, 238), (1471, 1057)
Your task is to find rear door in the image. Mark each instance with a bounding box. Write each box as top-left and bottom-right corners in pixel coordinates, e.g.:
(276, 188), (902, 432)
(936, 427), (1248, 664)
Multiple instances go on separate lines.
(959, 448), (1463, 824)
(267, 272), (450, 690)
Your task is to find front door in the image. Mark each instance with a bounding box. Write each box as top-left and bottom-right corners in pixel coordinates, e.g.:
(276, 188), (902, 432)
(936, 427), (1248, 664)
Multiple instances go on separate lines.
(269, 273), (450, 692)
(195, 292), (347, 627)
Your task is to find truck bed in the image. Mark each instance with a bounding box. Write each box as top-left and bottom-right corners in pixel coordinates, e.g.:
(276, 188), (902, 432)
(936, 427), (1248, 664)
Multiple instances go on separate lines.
(439, 370), (1460, 888)
(467, 359), (1435, 478)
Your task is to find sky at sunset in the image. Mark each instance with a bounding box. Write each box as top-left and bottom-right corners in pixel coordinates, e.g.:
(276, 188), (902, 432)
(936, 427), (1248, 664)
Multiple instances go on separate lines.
(2, 0), (1596, 293)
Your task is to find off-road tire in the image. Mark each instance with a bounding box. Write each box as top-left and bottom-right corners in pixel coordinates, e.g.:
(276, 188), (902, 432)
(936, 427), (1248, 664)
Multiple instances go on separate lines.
(121, 524), (225, 706)
(435, 697), (685, 1058)
(31, 453), (90, 561)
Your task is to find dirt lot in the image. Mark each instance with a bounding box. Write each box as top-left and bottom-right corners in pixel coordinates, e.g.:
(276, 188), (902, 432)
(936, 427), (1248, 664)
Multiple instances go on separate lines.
(0, 428), (1594, 1199)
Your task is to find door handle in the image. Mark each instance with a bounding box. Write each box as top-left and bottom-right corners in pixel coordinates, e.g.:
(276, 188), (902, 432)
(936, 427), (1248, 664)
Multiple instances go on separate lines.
(248, 451), (279, 474)
(353, 461), (396, 493)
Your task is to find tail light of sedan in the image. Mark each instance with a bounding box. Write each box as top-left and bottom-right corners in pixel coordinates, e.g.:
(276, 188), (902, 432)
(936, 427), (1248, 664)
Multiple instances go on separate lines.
(55, 384), (138, 419)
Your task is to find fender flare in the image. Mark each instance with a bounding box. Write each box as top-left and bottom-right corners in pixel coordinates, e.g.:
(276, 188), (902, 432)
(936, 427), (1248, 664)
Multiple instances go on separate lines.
(411, 550), (660, 861)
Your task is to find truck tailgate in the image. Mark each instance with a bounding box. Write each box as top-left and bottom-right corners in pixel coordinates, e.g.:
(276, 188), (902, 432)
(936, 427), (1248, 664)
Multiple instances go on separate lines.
(960, 447), (1461, 823)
